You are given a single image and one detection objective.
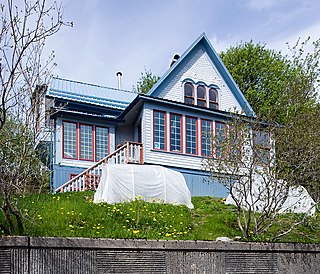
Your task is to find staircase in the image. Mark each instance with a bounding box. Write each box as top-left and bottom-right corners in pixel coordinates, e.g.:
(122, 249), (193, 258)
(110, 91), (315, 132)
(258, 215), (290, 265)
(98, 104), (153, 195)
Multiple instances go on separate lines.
(54, 142), (143, 193)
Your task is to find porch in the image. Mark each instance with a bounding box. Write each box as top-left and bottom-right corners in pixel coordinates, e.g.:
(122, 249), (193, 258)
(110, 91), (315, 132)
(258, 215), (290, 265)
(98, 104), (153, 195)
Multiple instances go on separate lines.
(54, 142), (143, 193)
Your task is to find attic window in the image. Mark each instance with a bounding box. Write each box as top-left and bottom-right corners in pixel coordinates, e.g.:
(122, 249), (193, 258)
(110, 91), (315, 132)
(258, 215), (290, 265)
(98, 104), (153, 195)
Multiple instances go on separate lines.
(209, 88), (218, 109)
(183, 82), (219, 110)
(184, 82), (194, 104)
(197, 85), (206, 107)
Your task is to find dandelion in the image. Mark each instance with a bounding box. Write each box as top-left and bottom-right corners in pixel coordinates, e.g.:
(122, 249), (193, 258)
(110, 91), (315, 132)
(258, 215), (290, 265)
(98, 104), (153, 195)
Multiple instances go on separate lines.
(132, 230), (140, 234)
(165, 233), (171, 237)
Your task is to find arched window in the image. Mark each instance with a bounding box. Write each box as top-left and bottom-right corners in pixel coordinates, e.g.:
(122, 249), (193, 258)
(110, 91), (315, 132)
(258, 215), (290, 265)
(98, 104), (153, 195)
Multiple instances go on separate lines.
(209, 88), (218, 109)
(184, 82), (194, 105)
(197, 85), (206, 107)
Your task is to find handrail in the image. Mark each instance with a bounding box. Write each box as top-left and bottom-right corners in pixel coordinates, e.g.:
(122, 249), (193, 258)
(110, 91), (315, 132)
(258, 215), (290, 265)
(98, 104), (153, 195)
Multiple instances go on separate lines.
(54, 142), (143, 193)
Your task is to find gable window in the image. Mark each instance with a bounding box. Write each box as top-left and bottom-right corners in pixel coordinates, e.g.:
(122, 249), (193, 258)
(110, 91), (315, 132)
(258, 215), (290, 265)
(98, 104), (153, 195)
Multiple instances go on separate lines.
(95, 126), (109, 161)
(197, 85), (207, 107)
(201, 119), (212, 156)
(186, 116), (197, 155)
(62, 121), (109, 161)
(253, 130), (270, 165)
(63, 122), (77, 159)
(215, 122), (226, 158)
(184, 82), (194, 105)
(153, 110), (166, 150)
(209, 88), (218, 109)
(170, 113), (182, 152)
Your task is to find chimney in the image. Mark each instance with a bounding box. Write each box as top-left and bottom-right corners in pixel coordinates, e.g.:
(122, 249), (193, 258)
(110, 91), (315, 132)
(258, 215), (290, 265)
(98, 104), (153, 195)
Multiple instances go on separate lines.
(116, 71), (123, 89)
(170, 54), (180, 67)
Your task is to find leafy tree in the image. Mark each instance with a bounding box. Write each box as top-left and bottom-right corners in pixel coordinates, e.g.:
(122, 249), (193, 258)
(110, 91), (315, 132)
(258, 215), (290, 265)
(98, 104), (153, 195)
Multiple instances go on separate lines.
(220, 40), (318, 123)
(134, 68), (160, 94)
(0, 0), (67, 235)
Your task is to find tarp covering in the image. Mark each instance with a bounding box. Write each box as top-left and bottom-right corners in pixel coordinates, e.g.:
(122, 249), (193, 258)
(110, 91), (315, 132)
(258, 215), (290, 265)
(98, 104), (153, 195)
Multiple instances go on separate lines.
(94, 164), (194, 209)
(225, 175), (315, 215)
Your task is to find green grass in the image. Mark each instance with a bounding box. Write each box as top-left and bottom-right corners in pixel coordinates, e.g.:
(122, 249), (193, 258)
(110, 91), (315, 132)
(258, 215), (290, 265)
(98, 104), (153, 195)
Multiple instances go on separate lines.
(1, 192), (320, 243)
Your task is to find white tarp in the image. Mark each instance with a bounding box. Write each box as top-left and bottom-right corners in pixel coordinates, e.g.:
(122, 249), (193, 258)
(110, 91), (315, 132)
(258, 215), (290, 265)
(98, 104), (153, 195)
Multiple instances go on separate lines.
(94, 164), (194, 209)
(225, 175), (316, 215)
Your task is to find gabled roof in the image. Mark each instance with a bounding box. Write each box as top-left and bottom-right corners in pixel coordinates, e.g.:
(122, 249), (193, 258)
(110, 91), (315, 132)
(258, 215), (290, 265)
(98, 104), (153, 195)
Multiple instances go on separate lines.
(47, 77), (138, 110)
(147, 33), (255, 116)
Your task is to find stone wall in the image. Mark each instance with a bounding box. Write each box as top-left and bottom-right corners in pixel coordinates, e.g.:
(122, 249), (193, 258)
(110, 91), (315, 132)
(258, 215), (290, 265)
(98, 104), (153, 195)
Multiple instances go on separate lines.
(0, 236), (319, 273)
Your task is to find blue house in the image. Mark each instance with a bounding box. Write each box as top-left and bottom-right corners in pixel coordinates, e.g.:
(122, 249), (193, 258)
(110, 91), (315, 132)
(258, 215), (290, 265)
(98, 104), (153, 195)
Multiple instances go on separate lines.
(39, 33), (255, 196)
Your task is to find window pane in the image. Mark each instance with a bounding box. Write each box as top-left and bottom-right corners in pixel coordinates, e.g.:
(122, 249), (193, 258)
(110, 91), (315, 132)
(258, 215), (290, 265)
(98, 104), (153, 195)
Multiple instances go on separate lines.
(154, 111), (165, 150)
(215, 122), (226, 158)
(253, 130), (270, 165)
(201, 120), (211, 156)
(209, 102), (218, 109)
(184, 83), (193, 97)
(197, 86), (206, 99)
(186, 117), (197, 154)
(209, 88), (217, 101)
(170, 114), (181, 152)
(63, 122), (77, 159)
(96, 127), (109, 161)
(80, 124), (93, 160)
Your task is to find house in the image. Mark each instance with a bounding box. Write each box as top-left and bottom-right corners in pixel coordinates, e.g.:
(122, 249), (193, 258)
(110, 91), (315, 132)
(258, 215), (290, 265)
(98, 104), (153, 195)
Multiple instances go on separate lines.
(38, 33), (256, 196)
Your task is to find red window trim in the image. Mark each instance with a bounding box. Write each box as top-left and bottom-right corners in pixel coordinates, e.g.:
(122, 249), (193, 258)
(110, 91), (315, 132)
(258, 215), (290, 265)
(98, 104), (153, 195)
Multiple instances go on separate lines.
(62, 120), (110, 162)
(185, 115), (198, 155)
(200, 118), (213, 157)
(184, 82), (194, 105)
(209, 88), (219, 110)
(197, 85), (207, 107)
(153, 110), (167, 151)
(95, 125), (110, 162)
(169, 112), (183, 153)
(79, 123), (94, 161)
(62, 121), (78, 160)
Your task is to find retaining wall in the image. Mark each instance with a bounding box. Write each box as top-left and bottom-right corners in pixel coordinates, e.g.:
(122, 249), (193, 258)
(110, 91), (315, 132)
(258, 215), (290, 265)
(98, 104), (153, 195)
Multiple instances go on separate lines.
(0, 236), (319, 273)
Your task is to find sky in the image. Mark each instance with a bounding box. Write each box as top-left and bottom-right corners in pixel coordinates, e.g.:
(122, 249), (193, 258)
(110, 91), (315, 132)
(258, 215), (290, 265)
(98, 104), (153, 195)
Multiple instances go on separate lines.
(44, 0), (320, 90)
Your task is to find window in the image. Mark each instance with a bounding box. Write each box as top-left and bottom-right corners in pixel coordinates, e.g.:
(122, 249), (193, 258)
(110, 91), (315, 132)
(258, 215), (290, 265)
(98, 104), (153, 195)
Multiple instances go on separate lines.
(201, 119), (212, 156)
(209, 88), (218, 109)
(95, 126), (109, 161)
(253, 130), (270, 165)
(197, 85), (207, 107)
(80, 124), (93, 160)
(186, 116), (197, 154)
(63, 122), (77, 159)
(153, 111), (166, 150)
(215, 122), (226, 158)
(62, 121), (109, 161)
(183, 82), (219, 110)
(228, 125), (241, 159)
(184, 82), (194, 105)
(170, 113), (182, 152)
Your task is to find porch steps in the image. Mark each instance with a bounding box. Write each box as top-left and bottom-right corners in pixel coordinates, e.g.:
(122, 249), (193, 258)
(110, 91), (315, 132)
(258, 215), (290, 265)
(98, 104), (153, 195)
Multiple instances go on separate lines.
(54, 142), (143, 193)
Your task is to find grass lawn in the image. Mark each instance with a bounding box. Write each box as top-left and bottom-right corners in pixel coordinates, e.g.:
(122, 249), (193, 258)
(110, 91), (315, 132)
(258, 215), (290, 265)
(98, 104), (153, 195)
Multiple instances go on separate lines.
(1, 191), (319, 243)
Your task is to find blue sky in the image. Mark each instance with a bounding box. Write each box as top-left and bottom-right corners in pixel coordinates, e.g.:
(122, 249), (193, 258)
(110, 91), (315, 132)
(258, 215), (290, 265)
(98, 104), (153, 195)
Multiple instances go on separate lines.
(46, 0), (320, 90)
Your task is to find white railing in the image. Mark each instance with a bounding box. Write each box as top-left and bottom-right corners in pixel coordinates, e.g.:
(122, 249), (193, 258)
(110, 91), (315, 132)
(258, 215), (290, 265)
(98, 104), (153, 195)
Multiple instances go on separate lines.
(54, 142), (143, 193)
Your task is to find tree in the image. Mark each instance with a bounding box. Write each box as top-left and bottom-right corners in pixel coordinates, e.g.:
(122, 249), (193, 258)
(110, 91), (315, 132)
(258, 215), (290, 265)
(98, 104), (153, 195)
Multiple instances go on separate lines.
(0, 0), (67, 235)
(204, 113), (318, 240)
(134, 68), (160, 94)
(220, 40), (319, 123)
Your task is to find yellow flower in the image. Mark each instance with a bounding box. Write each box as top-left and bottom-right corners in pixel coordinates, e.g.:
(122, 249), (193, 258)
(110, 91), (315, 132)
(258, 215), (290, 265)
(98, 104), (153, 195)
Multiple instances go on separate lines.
(132, 230), (140, 234)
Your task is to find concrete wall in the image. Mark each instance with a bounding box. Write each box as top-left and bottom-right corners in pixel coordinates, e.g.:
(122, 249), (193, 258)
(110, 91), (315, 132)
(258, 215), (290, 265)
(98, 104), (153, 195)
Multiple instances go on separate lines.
(1, 237), (319, 274)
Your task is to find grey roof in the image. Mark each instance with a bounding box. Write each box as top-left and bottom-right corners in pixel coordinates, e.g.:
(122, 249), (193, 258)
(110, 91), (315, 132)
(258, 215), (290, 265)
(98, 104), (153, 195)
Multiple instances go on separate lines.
(47, 77), (138, 110)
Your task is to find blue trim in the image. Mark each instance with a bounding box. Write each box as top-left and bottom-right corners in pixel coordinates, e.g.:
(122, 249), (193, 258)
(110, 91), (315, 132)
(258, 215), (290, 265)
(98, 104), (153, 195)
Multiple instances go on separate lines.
(148, 33), (255, 117)
(182, 78), (220, 89)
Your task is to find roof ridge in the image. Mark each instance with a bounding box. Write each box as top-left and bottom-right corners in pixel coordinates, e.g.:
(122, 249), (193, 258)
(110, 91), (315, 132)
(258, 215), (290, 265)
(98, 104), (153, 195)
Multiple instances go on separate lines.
(52, 77), (138, 95)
